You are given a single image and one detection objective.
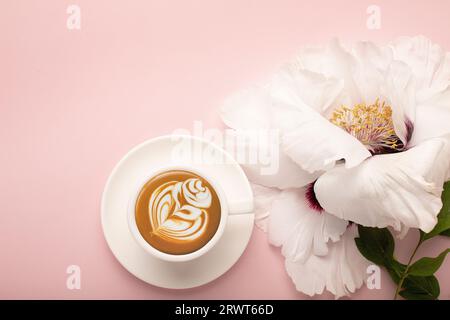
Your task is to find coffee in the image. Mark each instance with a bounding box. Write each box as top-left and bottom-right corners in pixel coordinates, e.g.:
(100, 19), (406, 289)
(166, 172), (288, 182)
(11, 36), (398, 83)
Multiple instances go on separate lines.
(135, 170), (221, 255)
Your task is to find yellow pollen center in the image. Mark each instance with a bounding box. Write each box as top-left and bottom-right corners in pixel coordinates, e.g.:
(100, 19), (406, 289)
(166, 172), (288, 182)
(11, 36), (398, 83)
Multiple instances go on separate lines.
(330, 99), (403, 154)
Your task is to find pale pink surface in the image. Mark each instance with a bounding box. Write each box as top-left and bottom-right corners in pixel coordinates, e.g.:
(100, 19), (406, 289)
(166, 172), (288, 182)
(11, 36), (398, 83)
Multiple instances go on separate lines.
(1, 0), (449, 299)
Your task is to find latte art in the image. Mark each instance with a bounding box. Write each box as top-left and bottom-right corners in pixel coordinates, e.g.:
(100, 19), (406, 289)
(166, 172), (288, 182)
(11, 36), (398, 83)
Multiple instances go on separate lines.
(135, 170), (221, 255)
(149, 178), (212, 242)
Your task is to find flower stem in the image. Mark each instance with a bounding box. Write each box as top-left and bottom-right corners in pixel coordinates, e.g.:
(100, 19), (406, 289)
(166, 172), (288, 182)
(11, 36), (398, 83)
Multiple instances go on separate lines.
(393, 236), (423, 300)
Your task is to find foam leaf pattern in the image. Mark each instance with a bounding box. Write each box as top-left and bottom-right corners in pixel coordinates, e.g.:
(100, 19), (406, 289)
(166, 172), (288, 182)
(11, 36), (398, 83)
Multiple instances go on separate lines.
(149, 178), (212, 242)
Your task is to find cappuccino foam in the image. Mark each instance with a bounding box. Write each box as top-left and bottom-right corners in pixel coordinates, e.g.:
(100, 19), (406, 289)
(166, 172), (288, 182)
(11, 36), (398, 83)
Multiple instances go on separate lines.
(135, 170), (221, 255)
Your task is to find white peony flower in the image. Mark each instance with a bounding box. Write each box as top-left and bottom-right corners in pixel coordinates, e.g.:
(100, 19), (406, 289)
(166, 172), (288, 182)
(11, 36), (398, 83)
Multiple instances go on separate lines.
(221, 36), (450, 298)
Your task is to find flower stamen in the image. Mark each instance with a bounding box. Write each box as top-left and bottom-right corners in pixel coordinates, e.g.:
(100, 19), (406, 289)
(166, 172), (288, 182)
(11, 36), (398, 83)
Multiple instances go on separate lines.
(330, 99), (404, 154)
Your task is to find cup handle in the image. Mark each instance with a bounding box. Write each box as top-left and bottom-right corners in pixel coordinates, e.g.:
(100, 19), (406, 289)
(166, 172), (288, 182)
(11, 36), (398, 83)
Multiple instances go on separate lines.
(227, 199), (254, 215)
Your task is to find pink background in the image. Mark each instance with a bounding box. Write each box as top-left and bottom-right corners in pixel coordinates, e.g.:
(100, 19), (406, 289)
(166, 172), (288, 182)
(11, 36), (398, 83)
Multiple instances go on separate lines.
(1, 0), (449, 299)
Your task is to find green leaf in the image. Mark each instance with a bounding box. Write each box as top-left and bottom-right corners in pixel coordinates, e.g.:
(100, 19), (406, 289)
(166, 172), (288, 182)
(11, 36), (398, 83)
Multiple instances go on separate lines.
(355, 225), (395, 266)
(399, 275), (440, 300)
(386, 260), (407, 284)
(423, 182), (450, 241)
(408, 249), (450, 276)
(441, 229), (450, 237)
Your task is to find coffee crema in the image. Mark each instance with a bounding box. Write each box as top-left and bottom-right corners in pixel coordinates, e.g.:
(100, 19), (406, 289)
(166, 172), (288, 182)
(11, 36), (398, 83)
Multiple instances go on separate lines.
(135, 170), (221, 255)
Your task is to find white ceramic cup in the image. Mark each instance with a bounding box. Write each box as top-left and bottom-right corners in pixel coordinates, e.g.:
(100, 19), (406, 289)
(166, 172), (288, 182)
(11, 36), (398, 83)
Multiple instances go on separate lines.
(127, 165), (245, 263)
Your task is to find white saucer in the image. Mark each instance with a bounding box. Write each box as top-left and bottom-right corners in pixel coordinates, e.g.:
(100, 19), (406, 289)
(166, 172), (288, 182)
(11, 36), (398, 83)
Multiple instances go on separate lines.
(101, 135), (254, 289)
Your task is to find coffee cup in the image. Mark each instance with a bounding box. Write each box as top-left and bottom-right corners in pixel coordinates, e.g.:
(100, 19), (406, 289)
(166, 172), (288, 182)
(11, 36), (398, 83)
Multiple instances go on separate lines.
(127, 165), (248, 262)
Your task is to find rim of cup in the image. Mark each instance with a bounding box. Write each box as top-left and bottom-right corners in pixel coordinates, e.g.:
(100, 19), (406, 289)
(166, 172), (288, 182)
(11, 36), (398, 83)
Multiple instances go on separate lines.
(127, 165), (229, 263)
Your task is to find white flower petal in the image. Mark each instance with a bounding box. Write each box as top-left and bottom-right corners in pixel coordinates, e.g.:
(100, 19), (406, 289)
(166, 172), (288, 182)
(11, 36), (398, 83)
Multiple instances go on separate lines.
(285, 225), (370, 299)
(281, 111), (371, 173)
(351, 41), (393, 104)
(225, 130), (319, 189)
(221, 77), (340, 134)
(251, 184), (281, 232)
(242, 152), (320, 189)
(293, 39), (360, 105)
(352, 41), (415, 144)
(315, 134), (450, 232)
(270, 67), (344, 115)
(221, 91), (319, 189)
(424, 84), (450, 110)
(410, 104), (450, 146)
(268, 188), (347, 263)
(383, 61), (416, 144)
(391, 36), (450, 104)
